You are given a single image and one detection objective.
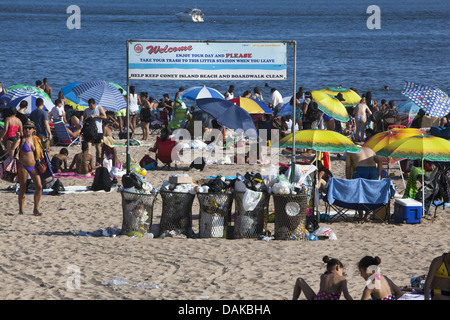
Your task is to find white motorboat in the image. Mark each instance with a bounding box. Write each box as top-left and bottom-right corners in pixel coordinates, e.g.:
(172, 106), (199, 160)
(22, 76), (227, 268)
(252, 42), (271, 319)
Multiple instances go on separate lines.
(176, 8), (204, 22)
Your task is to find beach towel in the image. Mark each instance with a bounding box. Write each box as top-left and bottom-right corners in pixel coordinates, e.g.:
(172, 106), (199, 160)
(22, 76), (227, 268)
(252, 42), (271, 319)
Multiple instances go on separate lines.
(54, 172), (94, 179)
(326, 177), (396, 209)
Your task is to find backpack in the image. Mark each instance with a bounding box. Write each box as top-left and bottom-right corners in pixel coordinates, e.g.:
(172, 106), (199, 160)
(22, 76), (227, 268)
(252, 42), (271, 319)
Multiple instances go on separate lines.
(82, 117), (98, 141)
(306, 101), (321, 122)
(91, 167), (112, 192)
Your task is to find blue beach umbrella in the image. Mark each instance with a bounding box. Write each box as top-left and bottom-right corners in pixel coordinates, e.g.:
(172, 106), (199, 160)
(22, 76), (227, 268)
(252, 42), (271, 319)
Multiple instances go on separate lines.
(72, 81), (127, 112)
(397, 100), (420, 115)
(196, 98), (257, 137)
(182, 86), (224, 101)
(1, 89), (53, 114)
(401, 82), (450, 118)
(61, 82), (89, 110)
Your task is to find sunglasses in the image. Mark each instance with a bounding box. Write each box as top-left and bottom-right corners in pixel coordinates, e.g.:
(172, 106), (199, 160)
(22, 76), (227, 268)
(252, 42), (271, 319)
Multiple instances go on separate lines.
(24, 126), (34, 130)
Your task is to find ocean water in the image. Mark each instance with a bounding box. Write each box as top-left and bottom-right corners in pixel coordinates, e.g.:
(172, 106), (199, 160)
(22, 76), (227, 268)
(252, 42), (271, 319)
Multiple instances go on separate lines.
(0, 0), (449, 104)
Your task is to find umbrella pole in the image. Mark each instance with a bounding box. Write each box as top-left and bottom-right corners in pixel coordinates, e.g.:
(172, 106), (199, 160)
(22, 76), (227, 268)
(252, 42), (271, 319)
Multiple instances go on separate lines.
(290, 41), (297, 186)
(422, 158), (425, 214)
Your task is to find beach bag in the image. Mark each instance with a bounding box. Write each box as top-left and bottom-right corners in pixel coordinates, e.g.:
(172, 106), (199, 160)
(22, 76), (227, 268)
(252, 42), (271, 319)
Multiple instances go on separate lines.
(139, 154), (156, 170)
(122, 172), (143, 190)
(91, 167), (112, 192)
(81, 117), (98, 141)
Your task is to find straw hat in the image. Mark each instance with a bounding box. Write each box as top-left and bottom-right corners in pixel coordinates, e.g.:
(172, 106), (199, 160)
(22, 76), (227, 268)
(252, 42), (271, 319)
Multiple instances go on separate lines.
(103, 136), (115, 147)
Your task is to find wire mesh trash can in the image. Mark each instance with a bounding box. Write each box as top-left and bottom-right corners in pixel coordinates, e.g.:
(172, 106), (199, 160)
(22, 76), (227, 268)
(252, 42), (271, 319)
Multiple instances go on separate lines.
(233, 191), (270, 238)
(121, 191), (157, 236)
(273, 194), (308, 240)
(197, 193), (234, 238)
(159, 190), (195, 237)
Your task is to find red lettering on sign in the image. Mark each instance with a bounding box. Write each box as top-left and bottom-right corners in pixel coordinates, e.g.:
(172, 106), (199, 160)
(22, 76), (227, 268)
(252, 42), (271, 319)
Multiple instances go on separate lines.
(145, 45), (193, 55)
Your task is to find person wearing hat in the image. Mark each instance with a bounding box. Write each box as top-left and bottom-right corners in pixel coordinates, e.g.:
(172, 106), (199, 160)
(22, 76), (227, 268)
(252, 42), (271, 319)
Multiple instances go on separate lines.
(15, 121), (43, 216)
(353, 97), (372, 143)
(101, 135), (121, 170)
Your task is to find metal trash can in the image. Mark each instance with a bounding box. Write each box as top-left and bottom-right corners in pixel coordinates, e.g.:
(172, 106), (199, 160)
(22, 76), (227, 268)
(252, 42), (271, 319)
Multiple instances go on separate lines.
(233, 191), (270, 239)
(197, 192), (234, 238)
(159, 190), (196, 237)
(272, 194), (308, 240)
(121, 191), (157, 236)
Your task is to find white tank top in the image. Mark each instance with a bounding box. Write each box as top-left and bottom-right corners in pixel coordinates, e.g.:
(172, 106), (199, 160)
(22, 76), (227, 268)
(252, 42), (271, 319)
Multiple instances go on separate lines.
(128, 93), (139, 113)
(85, 106), (103, 133)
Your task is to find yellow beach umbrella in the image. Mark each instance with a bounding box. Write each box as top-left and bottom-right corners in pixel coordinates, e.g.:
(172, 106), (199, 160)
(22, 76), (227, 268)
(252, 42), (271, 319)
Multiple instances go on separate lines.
(311, 90), (349, 122)
(320, 87), (361, 108)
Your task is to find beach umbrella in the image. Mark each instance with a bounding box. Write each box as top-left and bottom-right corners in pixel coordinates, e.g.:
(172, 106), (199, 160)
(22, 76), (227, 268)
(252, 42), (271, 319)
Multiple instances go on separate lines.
(71, 81), (127, 113)
(5, 94), (53, 114)
(61, 82), (89, 111)
(279, 129), (360, 153)
(401, 82), (450, 121)
(320, 87), (361, 107)
(109, 82), (127, 95)
(182, 86), (224, 101)
(280, 129), (360, 189)
(377, 134), (450, 210)
(363, 128), (428, 153)
(1, 89), (53, 114)
(6, 84), (52, 101)
(311, 90), (350, 122)
(196, 98), (257, 137)
(229, 97), (273, 114)
(397, 100), (421, 115)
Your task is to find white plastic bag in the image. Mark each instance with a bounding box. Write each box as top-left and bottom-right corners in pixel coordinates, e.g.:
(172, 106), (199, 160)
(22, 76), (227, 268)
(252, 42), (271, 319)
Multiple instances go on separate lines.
(313, 227), (337, 240)
(242, 189), (262, 211)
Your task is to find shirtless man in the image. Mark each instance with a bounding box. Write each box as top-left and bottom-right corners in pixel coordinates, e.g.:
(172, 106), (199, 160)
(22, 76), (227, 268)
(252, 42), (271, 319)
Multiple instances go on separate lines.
(346, 146), (383, 222)
(345, 146), (382, 180)
(43, 78), (52, 100)
(353, 98), (372, 142)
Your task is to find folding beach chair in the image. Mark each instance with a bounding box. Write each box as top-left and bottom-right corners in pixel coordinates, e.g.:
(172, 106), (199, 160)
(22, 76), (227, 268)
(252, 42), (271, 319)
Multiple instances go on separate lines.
(53, 121), (81, 147)
(167, 108), (188, 132)
(153, 137), (176, 170)
(324, 177), (396, 223)
(149, 110), (169, 135)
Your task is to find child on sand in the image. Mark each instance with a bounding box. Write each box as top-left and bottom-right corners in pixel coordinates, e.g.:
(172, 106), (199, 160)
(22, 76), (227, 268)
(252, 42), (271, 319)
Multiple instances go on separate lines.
(51, 148), (69, 173)
(292, 256), (353, 300)
(358, 256), (403, 300)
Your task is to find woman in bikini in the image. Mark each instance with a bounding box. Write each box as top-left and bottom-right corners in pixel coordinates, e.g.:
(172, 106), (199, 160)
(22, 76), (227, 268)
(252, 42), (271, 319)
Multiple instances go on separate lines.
(358, 255), (403, 300)
(15, 121), (43, 216)
(293, 256), (353, 300)
(1, 107), (23, 156)
(424, 252), (450, 300)
(68, 141), (96, 176)
(353, 98), (372, 143)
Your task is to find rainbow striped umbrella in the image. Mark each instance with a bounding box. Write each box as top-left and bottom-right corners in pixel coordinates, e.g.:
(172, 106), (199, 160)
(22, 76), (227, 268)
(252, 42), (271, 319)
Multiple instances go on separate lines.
(311, 90), (349, 122)
(377, 134), (450, 209)
(229, 97), (273, 114)
(320, 87), (361, 107)
(279, 129), (360, 153)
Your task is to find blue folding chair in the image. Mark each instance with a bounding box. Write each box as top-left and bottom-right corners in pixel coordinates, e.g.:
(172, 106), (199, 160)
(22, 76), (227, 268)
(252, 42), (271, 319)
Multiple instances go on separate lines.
(324, 177), (396, 223)
(53, 121), (81, 147)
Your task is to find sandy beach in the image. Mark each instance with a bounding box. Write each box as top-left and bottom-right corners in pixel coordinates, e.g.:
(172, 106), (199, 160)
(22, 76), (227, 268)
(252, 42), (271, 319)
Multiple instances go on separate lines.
(0, 126), (449, 301)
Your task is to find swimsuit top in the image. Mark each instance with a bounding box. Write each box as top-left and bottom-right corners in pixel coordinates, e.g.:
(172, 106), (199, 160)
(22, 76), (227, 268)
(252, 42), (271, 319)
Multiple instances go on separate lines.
(21, 139), (33, 153)
(435, 253), (450, 279)
(4, 117), (20, 139)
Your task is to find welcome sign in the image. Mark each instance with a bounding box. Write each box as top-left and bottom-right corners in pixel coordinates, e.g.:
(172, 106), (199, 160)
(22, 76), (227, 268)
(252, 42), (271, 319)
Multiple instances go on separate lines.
(127, 40), (287, 81)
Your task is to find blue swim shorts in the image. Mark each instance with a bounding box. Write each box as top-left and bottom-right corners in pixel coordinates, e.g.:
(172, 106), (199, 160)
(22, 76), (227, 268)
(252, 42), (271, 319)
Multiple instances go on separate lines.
(352, 166), (378, 180)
